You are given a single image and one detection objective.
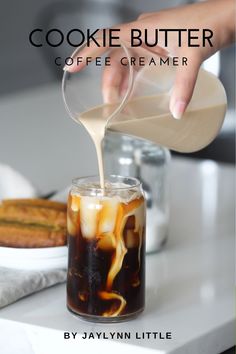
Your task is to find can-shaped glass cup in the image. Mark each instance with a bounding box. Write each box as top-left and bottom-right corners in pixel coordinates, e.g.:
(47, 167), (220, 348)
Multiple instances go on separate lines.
(67, 175), (146, 322)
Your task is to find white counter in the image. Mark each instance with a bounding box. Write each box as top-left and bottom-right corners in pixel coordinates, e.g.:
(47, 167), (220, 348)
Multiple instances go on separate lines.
(0, 157), (234, 354)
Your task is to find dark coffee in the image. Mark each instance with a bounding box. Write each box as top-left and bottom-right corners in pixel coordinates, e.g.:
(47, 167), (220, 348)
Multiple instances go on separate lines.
(67, 187), (145, 321)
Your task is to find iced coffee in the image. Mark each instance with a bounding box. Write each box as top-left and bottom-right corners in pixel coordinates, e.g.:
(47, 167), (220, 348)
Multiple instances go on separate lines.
(67, 175), (146, 322)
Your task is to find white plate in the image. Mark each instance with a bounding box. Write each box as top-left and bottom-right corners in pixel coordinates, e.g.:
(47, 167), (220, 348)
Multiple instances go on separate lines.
(0, 190), (70, 270)
(0, 256), (67, 270)
(0, 245), (67, 259)
(0, 246), (68, 270)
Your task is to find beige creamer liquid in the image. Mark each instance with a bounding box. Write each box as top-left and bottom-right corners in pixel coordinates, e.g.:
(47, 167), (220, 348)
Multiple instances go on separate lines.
(78, 68), (226, 188)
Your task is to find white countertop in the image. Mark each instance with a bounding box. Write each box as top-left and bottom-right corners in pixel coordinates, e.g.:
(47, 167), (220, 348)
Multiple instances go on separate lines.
(0, 157), (234, 354)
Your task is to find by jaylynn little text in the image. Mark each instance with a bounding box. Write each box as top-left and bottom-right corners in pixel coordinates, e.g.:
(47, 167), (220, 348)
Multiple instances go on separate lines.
(64, 331), (172, 340)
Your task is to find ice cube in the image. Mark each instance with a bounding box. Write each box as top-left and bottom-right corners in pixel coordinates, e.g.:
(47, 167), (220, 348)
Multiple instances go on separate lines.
(67, 194), (81, 236)
(80, 196), (101, 238)
(98, 198), (119, 234)
(67, 212), (78, 236)
(70, 194), (80, 211)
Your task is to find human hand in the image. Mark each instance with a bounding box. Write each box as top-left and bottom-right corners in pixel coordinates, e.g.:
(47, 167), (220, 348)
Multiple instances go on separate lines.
(65, 0), (235, 119)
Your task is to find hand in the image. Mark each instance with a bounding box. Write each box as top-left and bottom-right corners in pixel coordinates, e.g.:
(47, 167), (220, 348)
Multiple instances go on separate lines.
(65, 0), (235, 119)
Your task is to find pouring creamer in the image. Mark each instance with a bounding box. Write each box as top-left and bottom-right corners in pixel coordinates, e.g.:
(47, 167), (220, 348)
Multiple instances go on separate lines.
(62, 40), (227, 188)
(79, 67), (227, 152)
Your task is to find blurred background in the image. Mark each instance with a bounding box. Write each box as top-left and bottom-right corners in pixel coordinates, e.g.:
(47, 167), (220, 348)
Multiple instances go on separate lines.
(0, 0), (235, 194)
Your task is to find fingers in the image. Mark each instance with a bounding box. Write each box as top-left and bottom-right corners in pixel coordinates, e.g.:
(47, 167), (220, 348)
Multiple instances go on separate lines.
(62, 24), (137, 73)
(62, 17), (163, 74)
(63, 14), (203, 120)
(62, 24), (134, 75)
(169, 54), (201, 119)
(102, 49), (130, 103)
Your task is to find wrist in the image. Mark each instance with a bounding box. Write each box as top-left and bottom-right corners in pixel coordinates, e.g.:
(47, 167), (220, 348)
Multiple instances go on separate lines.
(217, 0), (235, 48)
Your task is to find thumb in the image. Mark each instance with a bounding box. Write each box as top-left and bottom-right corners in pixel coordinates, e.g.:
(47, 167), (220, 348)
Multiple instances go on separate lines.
(169, 55), (201, 119)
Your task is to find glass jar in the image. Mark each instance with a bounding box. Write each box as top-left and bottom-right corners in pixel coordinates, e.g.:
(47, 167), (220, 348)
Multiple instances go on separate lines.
(67, 175), (146, 322)
(104, 132), (170, 253)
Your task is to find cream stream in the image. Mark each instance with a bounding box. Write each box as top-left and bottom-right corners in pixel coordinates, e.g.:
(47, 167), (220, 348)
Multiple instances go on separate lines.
(79, 115), (107, 190)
